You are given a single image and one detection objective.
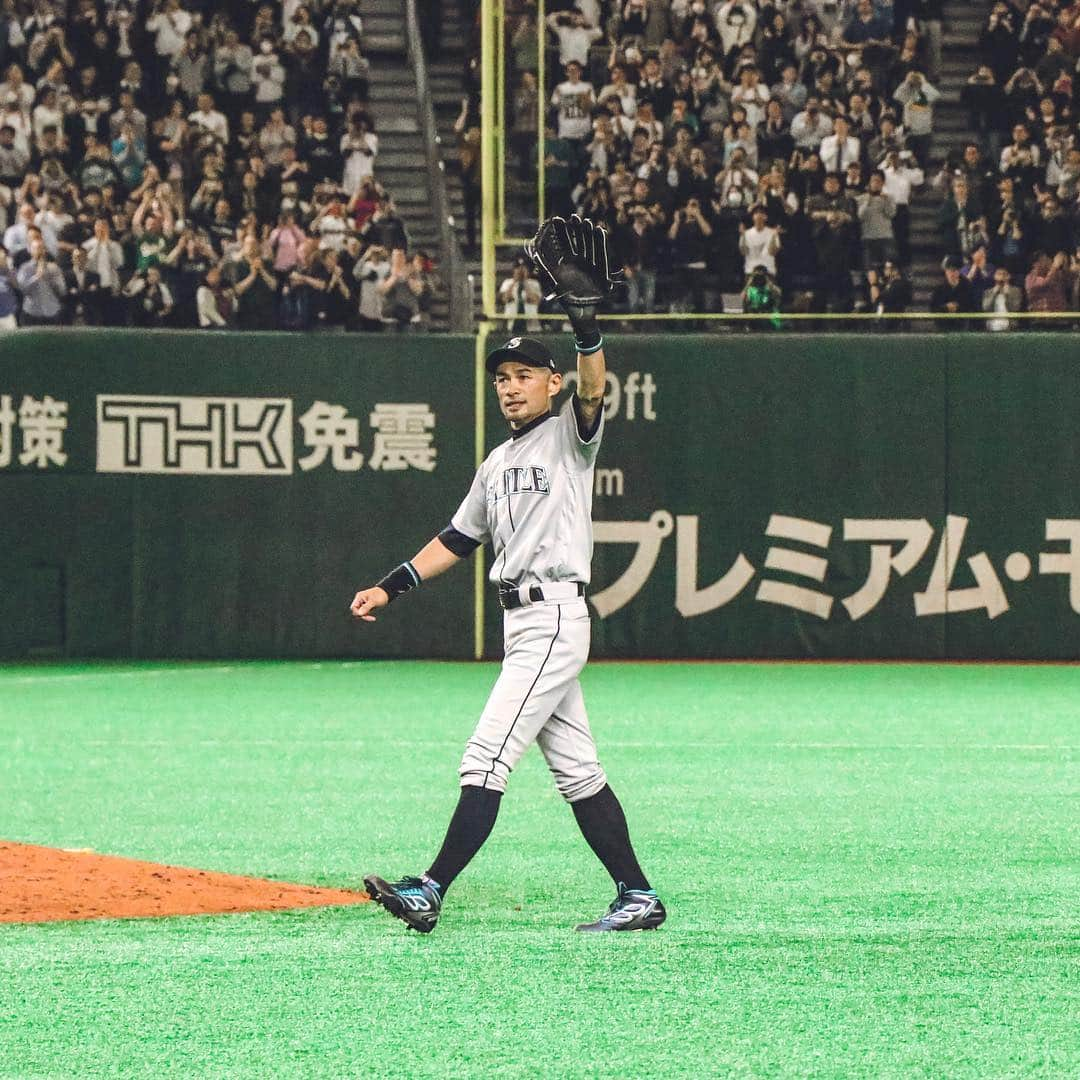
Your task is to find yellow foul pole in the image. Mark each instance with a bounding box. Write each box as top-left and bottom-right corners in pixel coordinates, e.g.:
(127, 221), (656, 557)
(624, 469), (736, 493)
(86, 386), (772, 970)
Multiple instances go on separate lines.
(480, 0), (496, 316)
(537, 0), (546, 223)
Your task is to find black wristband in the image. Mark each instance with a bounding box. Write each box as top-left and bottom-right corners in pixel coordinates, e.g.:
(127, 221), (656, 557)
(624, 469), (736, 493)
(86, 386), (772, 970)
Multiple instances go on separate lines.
(561, 299), (602, 354)
(574, 324), (603, 354)
(376, 561), (421, 603)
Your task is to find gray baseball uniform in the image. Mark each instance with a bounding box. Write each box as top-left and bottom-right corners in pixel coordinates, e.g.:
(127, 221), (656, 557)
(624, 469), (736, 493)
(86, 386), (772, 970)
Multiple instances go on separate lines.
(448, 395), (607, 801)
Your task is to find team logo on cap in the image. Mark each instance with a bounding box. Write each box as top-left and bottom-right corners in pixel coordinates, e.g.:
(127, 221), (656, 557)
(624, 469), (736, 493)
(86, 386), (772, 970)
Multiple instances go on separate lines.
(507, 337), (521, 348)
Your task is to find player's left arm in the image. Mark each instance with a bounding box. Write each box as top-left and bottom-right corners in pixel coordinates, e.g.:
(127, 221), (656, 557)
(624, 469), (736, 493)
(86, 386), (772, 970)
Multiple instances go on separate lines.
(524, 214), (617, 434)
(574, 343), (606, 431)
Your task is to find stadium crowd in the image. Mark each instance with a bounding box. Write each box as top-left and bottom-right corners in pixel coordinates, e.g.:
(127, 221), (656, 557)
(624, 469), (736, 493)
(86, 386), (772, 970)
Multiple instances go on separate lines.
(0, 0), (439, 331)
(499, 0), (1080, 322)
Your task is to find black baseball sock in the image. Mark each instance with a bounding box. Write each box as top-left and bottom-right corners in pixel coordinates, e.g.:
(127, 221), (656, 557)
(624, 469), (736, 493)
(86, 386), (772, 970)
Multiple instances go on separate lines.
(426, 785), (502, 893)
(571, 784), (651, 892)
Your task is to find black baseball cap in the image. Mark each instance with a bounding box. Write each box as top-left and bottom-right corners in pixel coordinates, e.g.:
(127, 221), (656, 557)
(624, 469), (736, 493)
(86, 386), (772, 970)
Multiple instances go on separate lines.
(485, 336), (557, 374)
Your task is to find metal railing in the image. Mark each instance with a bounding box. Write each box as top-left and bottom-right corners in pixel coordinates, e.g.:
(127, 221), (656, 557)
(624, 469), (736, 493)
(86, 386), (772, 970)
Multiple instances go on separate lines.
(403, 0), (470, 331)
(484, 310), (1080, 327)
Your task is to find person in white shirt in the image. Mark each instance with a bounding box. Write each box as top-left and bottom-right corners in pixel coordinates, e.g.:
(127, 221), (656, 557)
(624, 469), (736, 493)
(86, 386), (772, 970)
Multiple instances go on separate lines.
(597, 63), (636, 119)
(31, 87), (62, 142)
(196, 266), (232, 328)
(790, 99), (833, 152)
(576, 0), (602, 25)
(252, 39), (286, 106)
(35, 197), (72, 241)
(713, 0), (757, 57)
(341, 114), (377, 192)
(4, 202), (57, 257)
(146, 0), (192, 61)
(545, 10), (601, 68)
(629, 100), (663, 145)
(879, 148), (924, 265)
(81, 216), (124, 323)
(187, 92), (228, 144)
(498, 257), (542, 333)
(283, 4), (319, 47)
(819, 115), (862, 175)
(313, 197), (348, 252)
(999, 123), (1041, 176)
(739, 206), (780, 275)
(0, 104), (30, 156)
(551, 61), (594, 143)
(0, 65), (33, 117)
(730, 66), (769, 131)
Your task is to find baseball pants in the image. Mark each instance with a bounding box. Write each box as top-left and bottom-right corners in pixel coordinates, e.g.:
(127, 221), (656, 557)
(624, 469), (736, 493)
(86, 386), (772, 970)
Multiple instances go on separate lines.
(459, 596), (607, 802)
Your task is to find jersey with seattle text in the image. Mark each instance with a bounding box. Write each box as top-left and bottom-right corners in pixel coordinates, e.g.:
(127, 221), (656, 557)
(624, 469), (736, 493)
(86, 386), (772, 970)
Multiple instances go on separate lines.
(451, 396), (603, 587)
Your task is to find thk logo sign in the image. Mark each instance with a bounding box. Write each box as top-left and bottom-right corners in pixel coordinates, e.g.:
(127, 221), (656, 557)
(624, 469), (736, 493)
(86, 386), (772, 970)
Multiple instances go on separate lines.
(97, 395), (293, 475)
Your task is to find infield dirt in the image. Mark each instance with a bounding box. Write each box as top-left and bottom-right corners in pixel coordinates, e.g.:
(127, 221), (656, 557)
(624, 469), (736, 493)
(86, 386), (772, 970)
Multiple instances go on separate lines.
(0, 842), (369, 923)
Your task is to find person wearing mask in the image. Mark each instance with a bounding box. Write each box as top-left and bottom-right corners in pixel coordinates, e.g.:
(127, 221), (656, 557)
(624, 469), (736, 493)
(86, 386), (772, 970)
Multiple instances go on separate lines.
(252, 37), (286, 111)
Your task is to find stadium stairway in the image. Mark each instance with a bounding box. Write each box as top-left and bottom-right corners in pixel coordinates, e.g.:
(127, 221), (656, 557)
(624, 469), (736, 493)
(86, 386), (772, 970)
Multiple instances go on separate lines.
(378, 1), (985, 323)
(359, 0), (475, 328)
(906, 0), (985, 302)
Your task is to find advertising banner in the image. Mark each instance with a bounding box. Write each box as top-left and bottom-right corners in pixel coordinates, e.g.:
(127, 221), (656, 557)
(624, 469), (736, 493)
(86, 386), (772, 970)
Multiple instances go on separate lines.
(482, 334), (1080, 660)
(5, 331), (1079, 660)
(0, 331), (475, 658)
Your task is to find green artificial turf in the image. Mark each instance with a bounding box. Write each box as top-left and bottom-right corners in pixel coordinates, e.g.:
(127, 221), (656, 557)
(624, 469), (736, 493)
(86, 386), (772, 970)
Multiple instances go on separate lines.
(0, 660), (1077, 1078)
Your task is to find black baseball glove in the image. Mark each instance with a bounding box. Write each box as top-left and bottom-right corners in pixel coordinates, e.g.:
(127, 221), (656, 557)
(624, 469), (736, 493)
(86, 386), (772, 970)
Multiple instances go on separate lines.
(524, 214), (619, 352)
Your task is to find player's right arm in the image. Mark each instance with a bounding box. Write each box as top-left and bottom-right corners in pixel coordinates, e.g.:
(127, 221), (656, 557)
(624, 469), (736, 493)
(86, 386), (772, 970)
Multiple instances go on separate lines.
(350, 467), (489, 623)
(350, 535), (462, 622)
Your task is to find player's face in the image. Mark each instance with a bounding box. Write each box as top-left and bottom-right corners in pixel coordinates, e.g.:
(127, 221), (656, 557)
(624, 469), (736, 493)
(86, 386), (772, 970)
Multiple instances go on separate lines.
(494, 363), (561, 428)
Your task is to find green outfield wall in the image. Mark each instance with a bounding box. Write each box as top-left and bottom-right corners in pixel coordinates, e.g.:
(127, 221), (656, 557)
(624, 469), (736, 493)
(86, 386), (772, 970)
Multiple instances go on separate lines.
(2, 331), (1078, 660)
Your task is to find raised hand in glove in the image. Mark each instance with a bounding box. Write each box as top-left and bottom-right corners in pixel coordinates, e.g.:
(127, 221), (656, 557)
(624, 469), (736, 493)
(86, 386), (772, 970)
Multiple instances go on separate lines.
(524, 213), (620, 354)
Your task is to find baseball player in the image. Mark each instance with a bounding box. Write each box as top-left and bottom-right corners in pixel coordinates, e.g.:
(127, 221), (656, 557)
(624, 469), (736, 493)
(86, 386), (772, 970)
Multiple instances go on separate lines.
(352, 216), (664, 933)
